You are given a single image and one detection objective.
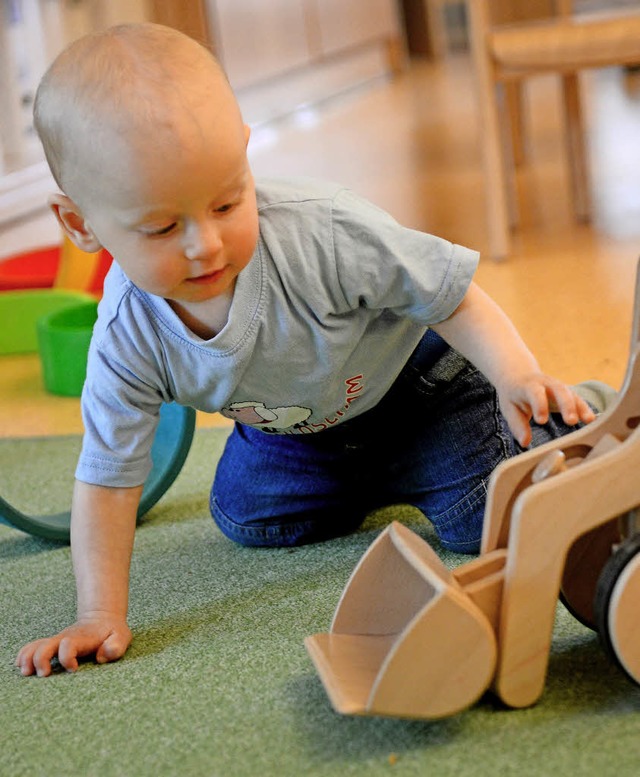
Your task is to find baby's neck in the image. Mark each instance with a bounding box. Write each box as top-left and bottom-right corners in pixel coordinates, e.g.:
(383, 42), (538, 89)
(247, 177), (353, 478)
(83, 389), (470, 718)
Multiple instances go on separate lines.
(168, 288), (234, 340)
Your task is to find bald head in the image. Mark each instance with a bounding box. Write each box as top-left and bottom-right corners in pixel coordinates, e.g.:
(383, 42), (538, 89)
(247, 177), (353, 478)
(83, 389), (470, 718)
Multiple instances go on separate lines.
(34, 23), (239, 203)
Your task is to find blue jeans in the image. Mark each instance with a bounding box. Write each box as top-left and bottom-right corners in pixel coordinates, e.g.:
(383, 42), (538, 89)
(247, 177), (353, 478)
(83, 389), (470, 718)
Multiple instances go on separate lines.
(210, 330), (579, 553)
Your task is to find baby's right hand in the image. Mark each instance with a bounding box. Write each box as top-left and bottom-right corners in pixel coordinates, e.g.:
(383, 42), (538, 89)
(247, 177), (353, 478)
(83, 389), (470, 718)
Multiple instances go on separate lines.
(15, 616), (132, 677)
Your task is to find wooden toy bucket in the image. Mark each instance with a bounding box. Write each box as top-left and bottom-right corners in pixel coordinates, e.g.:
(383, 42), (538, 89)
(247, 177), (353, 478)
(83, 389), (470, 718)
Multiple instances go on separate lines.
(305, 522), (498, 719)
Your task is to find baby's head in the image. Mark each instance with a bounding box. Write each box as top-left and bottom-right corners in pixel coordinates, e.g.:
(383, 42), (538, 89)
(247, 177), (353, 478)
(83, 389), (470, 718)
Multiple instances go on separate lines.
(35, 23), (242, 210)
(34, 23), (259, 305)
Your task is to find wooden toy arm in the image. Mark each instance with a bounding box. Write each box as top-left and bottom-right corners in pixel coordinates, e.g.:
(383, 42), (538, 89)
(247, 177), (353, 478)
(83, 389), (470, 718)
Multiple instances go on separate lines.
(495, 426), (640, 708)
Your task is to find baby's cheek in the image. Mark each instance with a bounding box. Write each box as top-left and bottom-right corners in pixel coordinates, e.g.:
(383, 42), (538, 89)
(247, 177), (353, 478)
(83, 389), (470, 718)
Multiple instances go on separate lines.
(142, 259), (184, 293)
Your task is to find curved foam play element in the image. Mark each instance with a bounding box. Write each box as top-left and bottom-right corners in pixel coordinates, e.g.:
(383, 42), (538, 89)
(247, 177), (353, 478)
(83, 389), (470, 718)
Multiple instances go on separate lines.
(0, 245), (59, 290)
(54, 237), (113, 296)
(0, 289), (96, 355)
(0, 241), (112, 295)
(0, 403), (196, 542)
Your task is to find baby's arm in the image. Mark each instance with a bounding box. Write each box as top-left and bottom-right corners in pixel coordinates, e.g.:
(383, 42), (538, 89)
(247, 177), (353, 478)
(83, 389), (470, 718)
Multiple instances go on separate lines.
(431, 282), (595, 447)
(15, 480), (143, 677)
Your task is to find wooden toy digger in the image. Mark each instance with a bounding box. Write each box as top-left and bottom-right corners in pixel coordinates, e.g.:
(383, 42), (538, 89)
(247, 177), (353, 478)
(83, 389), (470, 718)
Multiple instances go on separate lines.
(305, 260), (640, 720)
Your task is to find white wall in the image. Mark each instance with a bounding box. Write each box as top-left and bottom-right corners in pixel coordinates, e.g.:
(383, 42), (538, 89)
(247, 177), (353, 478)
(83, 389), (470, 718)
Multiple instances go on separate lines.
(0, 0), (150, 226)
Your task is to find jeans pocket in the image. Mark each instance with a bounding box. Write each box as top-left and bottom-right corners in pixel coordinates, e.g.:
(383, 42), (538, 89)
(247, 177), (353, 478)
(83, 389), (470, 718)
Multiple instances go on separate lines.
(408, 349), (473, 399)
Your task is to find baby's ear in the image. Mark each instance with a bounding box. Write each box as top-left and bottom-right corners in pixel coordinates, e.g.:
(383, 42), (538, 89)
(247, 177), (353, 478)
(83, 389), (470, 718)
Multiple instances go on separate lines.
(49, 193), (103, 253)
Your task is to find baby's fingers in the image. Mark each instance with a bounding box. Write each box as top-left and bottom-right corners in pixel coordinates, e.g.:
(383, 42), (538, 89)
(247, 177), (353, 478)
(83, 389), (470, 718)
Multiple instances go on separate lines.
(57, 637), (82, 673)
(15, 639), (60, 677)
(502, 402), (533, 448)
(521, 383), (550, 426)
(549, 384), (595, 427)
(57, 624), (131, 669)
(95, 630), (130, 664)
(14, 644), (37, 677)
(575, 395), (597, 424)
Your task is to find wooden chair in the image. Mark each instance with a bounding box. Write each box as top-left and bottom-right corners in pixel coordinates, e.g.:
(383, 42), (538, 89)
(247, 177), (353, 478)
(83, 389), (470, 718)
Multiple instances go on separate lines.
(425, 1), (465, 59)
(465, 0), (640, 259)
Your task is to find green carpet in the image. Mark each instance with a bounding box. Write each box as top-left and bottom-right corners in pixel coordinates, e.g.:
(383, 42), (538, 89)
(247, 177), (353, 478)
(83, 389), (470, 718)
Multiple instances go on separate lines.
(2, 429), (640, 777)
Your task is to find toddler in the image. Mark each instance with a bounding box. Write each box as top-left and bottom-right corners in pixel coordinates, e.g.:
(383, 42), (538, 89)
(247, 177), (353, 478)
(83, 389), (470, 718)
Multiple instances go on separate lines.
(16, 23), (598, 677)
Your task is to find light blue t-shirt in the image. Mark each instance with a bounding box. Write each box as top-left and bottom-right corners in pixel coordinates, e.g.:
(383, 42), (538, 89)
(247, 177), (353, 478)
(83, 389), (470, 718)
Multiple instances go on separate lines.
(77, 178), (478, 487)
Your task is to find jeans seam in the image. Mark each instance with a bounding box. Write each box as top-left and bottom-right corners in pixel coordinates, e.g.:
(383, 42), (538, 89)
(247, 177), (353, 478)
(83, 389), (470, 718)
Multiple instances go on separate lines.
(211, 493), (364, 546)
(427, 387), (510, 544)
(429, 478), (488, 528)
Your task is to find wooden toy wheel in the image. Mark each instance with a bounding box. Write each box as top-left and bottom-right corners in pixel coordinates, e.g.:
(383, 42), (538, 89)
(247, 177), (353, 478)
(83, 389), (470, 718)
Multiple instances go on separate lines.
(560, 517), (622, 629)
(594, 533), (640, 685)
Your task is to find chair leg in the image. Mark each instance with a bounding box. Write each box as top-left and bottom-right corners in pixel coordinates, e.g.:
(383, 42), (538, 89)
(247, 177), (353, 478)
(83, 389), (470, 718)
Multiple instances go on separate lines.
(466, 0), (512, 259)
(385, 34), (408, 74)
(496, 82), (520, 230)
(485, 81), (517, 259)
(425, 0), (449, 60)
(472, 84), (513, 260)
(562, 73), (591, 222)
(505, 81), (526, 167)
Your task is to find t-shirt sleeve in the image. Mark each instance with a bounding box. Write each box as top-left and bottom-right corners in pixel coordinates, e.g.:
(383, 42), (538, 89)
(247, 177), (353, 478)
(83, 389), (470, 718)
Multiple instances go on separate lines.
(329, 188), (479, 323)
(75, 338), (165, 488)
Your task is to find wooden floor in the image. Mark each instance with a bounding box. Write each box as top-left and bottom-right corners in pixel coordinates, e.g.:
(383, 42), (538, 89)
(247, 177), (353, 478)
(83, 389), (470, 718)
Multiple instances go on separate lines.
(2, 52), (640, 438)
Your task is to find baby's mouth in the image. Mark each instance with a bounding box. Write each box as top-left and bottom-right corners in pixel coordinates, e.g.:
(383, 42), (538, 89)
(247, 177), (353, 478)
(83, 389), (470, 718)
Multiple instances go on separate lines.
(188, 268), (224, 284)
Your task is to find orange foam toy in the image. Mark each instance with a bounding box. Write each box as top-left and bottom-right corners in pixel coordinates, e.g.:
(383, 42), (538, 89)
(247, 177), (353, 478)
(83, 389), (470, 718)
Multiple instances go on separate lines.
(0, 235), (112, 296)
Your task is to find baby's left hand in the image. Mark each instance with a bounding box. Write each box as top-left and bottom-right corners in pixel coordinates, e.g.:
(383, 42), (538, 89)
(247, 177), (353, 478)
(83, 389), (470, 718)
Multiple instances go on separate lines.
(497, 373), (596, 447)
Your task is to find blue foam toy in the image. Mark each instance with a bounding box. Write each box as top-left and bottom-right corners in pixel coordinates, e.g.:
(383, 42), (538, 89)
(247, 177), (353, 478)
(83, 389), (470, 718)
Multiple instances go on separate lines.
(0, 403), (196, 542)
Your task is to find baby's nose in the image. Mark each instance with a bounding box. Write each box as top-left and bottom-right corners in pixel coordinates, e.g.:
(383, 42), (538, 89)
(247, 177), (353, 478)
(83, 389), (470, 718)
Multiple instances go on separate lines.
(184, 222), (223, 261)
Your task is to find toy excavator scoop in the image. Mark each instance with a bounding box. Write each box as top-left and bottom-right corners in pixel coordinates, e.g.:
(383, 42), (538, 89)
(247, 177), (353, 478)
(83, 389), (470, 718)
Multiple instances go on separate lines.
(306, 258), (640, 719)
(305, 521), (502, 718)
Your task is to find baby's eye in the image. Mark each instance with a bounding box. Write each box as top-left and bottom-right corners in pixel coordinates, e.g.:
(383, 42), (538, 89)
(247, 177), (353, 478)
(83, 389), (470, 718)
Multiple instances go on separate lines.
(215, 203), (234, 213)
(147, 223), (177, 237)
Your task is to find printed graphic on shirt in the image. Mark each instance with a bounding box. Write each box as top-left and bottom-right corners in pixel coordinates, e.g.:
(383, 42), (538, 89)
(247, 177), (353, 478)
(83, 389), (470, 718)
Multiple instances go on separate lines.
(221, 374), (365, 434)
(303, 373), (364, 433)
(221, 401), (312, 432)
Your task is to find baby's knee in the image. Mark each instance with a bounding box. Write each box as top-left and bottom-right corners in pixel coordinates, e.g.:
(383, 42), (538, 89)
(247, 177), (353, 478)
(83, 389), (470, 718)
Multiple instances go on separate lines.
(426, 481), (487, 555)
(209, 492), (367, 548)
(209, 494), (289, 547)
